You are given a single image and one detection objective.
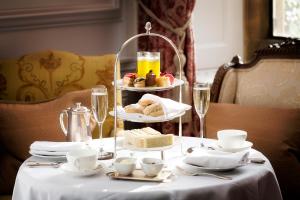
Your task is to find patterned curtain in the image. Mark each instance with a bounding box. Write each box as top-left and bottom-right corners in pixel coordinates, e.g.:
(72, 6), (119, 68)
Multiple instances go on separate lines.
(138, 0), (199, 137)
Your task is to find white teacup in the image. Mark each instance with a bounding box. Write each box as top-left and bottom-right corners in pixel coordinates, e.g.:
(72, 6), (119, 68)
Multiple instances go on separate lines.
(140, 158), (164, 177)
(66, 148), (98, 171)
(217, 129), (247, 149)
(114, 157), (136, 176)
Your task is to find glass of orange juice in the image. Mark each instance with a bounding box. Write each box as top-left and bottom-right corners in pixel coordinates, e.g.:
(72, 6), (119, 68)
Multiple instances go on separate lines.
(137, 52), (149, 78)
(148, 52), (160, 77)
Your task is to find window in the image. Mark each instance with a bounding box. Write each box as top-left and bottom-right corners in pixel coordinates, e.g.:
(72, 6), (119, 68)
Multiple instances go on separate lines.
(273, 0), (300, 38)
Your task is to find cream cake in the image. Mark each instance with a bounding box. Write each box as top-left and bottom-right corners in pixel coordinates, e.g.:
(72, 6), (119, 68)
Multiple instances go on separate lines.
(123, 127), (174, 148)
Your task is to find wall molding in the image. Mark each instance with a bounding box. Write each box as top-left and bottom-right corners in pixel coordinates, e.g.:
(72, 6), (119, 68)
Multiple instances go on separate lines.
(0, 0), (121, 31)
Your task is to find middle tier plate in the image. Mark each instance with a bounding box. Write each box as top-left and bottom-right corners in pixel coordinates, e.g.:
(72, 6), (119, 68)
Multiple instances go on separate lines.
(113, 78), (184, 92)
(109, 106), (186, 123)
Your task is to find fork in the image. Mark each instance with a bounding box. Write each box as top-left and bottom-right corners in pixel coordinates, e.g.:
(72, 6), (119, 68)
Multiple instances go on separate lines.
(26, 161), (62, 168)
(176, 166), (232, 180)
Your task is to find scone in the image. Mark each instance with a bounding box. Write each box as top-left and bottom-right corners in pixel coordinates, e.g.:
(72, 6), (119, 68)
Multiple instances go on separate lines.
(138, 98), (155, 107)
(133, 77), (146, 87)
(156, 77), (171, 87)
(143, 103), (164, 117)
(124, 104), (144, 114)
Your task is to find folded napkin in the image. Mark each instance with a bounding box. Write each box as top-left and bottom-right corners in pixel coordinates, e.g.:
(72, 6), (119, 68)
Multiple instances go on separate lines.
(184, 149), (249, 169)
(29, 149), (67, 156)
(140, 94), (191, 116)
(30, 141), (85, 154)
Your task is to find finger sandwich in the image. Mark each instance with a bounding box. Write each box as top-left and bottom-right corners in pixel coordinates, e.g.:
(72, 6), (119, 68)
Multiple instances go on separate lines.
(123, 127), (174, 148)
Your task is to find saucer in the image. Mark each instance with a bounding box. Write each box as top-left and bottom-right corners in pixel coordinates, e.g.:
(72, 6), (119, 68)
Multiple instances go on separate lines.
(215, 141), (253, 153)
(60, 163), (103, 176)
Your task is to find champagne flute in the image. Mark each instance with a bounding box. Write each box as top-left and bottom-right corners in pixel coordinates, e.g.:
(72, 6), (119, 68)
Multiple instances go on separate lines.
(193, 82), (211, 147)
(91, 85), (108, 159)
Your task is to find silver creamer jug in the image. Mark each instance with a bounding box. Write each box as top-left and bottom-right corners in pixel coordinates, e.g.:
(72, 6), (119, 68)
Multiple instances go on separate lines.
(59, 102), (92, 142)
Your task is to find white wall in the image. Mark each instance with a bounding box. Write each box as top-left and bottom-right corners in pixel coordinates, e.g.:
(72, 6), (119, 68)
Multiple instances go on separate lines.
(0, 0), (137, 59)
(192, 0), (244, 82)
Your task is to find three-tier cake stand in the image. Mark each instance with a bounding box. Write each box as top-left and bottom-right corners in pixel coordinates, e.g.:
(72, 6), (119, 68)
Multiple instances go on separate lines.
(112, 22), (185, 158)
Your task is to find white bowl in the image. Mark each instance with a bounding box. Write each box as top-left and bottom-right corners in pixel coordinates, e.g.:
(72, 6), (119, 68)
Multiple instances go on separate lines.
(114, 157), (136, 176)
(217, 129), (247, 149)
(140, 158), (164, 177)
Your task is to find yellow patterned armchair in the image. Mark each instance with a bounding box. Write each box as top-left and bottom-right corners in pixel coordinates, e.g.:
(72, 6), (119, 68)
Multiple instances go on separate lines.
(0, 50), (121, 138)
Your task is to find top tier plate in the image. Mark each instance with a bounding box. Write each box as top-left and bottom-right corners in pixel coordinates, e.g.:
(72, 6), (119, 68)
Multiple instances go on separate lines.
(114, 78), (184, 92)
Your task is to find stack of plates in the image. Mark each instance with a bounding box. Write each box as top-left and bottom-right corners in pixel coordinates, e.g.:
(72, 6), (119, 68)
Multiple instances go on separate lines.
(29, 150), (67, 159)
(29, 141), (85, 159)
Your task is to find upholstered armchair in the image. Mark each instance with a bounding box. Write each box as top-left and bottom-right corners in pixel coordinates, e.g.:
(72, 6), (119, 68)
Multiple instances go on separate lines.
(0, 50), (121, 199)
(206, 40), (300, 200)
(0, 50), (121, 138)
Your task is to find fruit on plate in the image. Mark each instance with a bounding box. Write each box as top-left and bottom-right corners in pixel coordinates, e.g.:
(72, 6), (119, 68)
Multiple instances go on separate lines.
(160, 72), (175, 84)
(123, 72), (174, 88)
(123, 73), (137, 86)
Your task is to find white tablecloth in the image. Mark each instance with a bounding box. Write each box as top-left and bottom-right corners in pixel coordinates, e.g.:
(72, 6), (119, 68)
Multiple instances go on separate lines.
(12, 137), (282, 200)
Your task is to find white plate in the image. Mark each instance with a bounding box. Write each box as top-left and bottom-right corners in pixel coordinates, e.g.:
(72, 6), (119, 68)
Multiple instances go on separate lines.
(113, 78), (184, 92)
(180, 162), (245, 172)
(109, 106), (186, 123)
(214, 141), (253, 153)
(60, 163), (103, 176)
(29, 150), (66, 160)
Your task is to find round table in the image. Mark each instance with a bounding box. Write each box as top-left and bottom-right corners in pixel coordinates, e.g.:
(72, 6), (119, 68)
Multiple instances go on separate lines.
(12, 137), (282, 200)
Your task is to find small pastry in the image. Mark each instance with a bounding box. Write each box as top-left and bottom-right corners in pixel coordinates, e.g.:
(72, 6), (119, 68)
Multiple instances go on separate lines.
(133, 77), (146, 87)
(146, 70), (156, 86)
(163, 73), (174, 84)
(143, 103), (164, 117)
(124, 104), (144, 114)
(156, 77), (171, 87)
(138, 99), (155, 107)
(123, 73), (137, 87)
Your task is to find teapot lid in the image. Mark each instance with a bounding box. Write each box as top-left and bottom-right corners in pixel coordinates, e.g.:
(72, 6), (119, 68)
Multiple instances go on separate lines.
(70, 102), (90, 113)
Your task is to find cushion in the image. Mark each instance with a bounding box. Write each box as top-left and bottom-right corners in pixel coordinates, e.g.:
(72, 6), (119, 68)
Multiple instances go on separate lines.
(206, 103), (300, 200)
(0, 89), (94, 161)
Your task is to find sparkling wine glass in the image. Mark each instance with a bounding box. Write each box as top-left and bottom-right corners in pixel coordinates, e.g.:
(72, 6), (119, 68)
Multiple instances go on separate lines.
(91, 85), (109, 159)
(193, 82), (211, 147)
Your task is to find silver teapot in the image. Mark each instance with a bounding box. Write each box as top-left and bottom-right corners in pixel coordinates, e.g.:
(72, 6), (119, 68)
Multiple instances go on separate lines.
(59, 102), (92, 142)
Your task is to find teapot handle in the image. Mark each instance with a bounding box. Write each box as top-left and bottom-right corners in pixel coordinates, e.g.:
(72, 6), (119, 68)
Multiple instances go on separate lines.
(59, 110), (68, 136)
